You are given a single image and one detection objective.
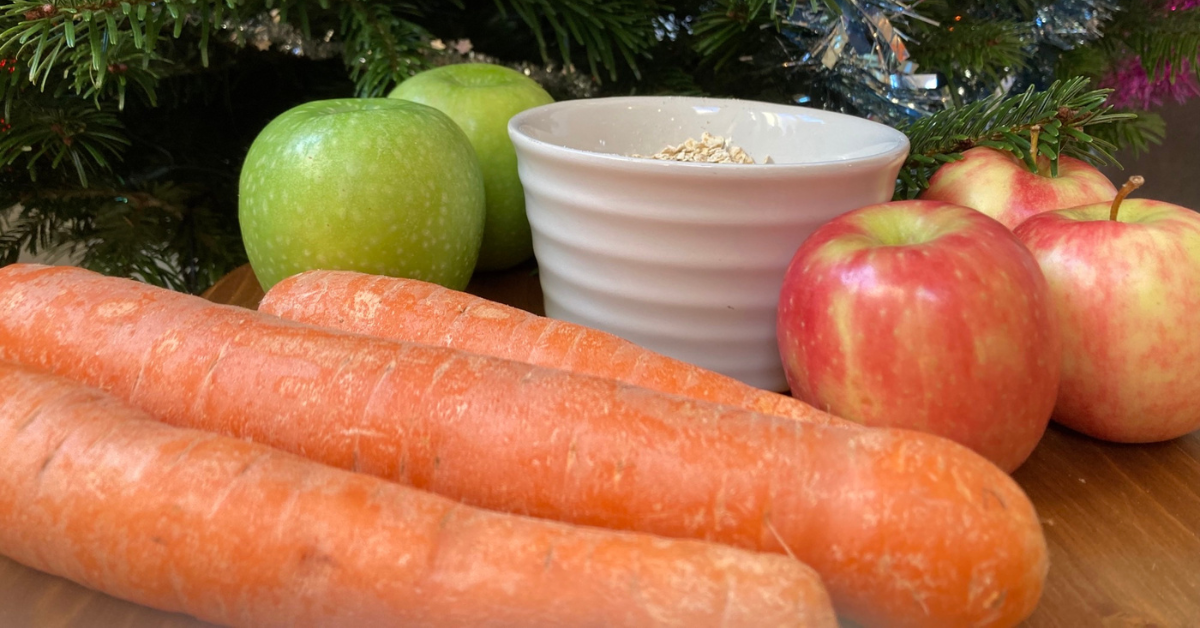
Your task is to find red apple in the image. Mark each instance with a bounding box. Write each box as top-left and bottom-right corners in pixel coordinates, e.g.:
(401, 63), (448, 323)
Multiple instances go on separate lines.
(920, 146), (1117, 229)
(1013, 178), (1200, 442)
(777, 200), (1061, 472)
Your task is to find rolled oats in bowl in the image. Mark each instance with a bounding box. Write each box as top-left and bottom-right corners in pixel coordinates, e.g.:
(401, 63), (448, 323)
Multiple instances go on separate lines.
(633, 132), (770, 164)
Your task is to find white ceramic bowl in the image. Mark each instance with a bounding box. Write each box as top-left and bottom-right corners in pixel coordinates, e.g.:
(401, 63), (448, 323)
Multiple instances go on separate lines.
(508, 96), (909, 391)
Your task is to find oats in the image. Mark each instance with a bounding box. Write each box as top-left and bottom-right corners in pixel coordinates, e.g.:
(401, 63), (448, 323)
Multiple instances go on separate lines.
(631, 132), (768, 164)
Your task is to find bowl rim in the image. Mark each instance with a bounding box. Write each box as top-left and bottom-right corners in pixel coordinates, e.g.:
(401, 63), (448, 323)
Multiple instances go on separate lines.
(507, 95), (911, 174)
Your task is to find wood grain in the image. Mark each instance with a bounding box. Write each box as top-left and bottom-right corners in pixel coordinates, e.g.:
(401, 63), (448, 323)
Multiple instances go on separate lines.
(1012, 427), (1200, 627)
(4, 264), (1199, 628)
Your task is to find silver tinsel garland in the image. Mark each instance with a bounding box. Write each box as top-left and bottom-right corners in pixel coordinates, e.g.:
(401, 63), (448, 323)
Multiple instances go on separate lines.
(214, 1), (1118, 122)
(1035, 0), (1118, 50)
(423, 40), (600, 101)
(776, 0), (1118, 125)
(779, 0), (945, 124)
(217, 12), (600, 101)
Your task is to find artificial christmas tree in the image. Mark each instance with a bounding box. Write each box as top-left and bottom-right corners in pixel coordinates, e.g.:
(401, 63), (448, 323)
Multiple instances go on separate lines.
(1, 0), (1197, 291)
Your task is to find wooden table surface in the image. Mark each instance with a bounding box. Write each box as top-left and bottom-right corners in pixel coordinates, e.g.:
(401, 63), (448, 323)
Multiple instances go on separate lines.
(2, 263), (1198, 628)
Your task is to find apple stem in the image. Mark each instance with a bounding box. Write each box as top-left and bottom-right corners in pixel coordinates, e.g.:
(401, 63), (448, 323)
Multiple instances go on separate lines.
(1028, 125), (1050, 176)
(1109, 175), (1145, 221)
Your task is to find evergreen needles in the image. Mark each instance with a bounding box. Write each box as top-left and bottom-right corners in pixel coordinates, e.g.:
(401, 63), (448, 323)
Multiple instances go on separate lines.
(340, 0), (428, 97)
(496, 0), (664, 80)
(894, 77), (1136, 200)
(0, 0), (1195, 292)
(0, 96), (128, 186)
(1108, 1), (1200, 82)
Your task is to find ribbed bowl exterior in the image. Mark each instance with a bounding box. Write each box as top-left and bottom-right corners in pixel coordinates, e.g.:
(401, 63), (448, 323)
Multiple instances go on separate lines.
(509, 97), (908, 391)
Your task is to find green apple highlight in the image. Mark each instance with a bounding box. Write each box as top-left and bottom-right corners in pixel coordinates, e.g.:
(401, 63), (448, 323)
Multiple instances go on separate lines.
(239, 98), (485, 291)
(389, 63), (554, 271)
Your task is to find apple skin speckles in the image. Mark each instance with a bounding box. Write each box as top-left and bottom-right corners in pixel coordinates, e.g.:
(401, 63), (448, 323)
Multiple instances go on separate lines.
(238, 98), (485, 292)
(389, 63), (554, 272)
(1014, 198), (1200, 443)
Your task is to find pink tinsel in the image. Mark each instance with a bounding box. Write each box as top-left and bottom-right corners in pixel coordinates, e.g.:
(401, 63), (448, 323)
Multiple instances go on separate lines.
(1100, 57), (1200, 110)
(1169, 1), (1200, 10)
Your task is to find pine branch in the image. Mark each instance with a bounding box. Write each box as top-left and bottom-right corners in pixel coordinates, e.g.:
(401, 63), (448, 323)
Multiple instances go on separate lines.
(1108, 0), (1200, 83)
(0, 93), (129, 186)
(907, 17), (1030, 92)
(2, 0), (437, 100)
(0, 193), (89, 266)
(340, 0), (429, 97)
(691, 0), (775, 70)
(1053, 42), (1112, 84)
(80, 182), (238, 292)
(492, 0), (664, 80)
(1088, 110), (1166, 160)
(5, 180), (244, 293)
(0, 0), (212, 109)
(894, 77), (1136, 200)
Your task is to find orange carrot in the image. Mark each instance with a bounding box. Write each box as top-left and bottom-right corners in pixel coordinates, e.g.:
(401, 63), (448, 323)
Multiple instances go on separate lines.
(0, 264), (1048, 628)
(259, 269), (852, 427)
(0, 361), (836, 627)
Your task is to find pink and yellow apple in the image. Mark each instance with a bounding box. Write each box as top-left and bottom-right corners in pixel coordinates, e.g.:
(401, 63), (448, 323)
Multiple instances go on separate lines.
(920, 146), (1117, 229)
(1013, 180), (1200, 442)
(777, 200), (1061, 472)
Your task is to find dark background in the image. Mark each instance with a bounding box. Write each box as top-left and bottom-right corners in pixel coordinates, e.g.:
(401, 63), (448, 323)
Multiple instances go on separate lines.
(1102, 101), (1200, 209)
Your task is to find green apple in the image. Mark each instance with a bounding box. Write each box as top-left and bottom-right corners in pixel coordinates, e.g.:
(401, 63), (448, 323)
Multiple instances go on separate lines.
(238, 98), (485, 291)
(389, 63), (553, 271)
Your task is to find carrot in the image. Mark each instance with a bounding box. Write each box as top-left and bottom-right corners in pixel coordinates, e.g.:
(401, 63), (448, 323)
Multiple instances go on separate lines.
(259, 269), (851, 428)
(0, 264), (1048, 628)
(0, 360), (836, 628)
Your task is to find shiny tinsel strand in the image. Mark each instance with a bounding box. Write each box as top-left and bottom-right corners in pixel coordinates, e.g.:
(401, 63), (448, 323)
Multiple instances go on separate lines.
(1033, 0), (1117, 51)
(214, 13), (594, 99)
(222, 10), (341, 60)
(422, 39), (600, 101)
(777, 0), (948, 125)
(774, 0), (1122, 124)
